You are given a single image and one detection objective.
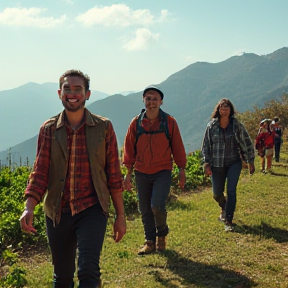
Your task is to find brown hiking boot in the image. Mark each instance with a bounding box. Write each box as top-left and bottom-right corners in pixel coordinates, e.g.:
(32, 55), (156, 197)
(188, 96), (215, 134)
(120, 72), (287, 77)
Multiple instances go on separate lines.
(138, 240), (156, 255)
(219, 209), (226, 222)
(156, 236), (166, 251)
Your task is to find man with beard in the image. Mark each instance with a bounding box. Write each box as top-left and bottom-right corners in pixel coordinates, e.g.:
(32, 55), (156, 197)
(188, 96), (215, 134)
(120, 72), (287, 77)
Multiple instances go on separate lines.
(20, 69), (126, 288)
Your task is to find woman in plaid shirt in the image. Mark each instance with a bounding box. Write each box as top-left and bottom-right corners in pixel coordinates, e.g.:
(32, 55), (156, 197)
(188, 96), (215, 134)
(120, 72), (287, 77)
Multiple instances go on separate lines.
(201, 99), (255, 232)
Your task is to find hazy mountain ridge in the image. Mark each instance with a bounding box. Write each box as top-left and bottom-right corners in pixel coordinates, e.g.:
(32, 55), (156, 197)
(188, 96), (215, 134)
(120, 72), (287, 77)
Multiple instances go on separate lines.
(1, 47), (288, 165)
(0, 83), (109, 151)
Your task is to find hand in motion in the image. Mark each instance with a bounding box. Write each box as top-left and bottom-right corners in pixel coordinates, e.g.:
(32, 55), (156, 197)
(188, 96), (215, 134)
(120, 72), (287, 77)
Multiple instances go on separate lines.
(203, 163), (212, 177)
(124, 174), (133, 191)
(249, 163), (255, 175)
(113, 215), (126, 243)
(19, 209), (37, 235)
(178, 169), (186, 189)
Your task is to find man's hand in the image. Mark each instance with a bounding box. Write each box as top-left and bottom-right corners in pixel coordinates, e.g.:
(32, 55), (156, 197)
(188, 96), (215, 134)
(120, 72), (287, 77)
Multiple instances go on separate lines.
(178, 169), (186, 189)
(249, 162), (255, 175)
(203, 163), (212, 177)
(113, 215), (126, 243)
(19, 209), (37, 234)
(124, 174), (133, 191)
(19, 197), (38, 234)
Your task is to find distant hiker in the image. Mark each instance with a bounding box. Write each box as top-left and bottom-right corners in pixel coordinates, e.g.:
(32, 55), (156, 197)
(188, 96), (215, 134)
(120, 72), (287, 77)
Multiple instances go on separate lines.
(201, 98), (255, 232)
(254, 119), (267, 172)
(255, 118), (276, 172)
(255, 119), (267, 172)
(123, 86), (186, 255)
(273, 117), (282, 162)
(19, 69), (126, 288)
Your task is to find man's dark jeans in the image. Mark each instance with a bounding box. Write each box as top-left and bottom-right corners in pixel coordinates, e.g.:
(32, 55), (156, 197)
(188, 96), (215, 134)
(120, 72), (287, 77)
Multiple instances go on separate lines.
(135, 169), (172, 242)
(274, 141), (281, 161)
(211, 161), (242, 222)
(46, 203), (107, 288)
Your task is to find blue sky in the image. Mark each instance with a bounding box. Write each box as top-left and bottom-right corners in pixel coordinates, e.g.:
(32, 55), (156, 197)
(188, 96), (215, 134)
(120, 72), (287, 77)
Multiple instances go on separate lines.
(0, 0), (287, 95)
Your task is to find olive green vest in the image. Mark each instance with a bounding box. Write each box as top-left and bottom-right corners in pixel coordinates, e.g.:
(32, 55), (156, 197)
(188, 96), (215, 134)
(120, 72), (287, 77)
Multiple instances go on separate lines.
(43, 110), (111, 226)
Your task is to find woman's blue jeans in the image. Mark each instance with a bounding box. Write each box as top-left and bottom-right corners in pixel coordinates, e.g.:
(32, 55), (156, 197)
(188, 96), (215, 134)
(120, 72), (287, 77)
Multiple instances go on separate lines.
(135, 169), (172, 242)
(211, 161), (242, 222)
(46, 203), (107, 288)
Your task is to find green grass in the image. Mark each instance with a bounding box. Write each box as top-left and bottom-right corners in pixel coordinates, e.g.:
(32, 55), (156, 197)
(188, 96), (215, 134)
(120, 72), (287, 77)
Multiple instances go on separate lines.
(20, 155), (288, 288)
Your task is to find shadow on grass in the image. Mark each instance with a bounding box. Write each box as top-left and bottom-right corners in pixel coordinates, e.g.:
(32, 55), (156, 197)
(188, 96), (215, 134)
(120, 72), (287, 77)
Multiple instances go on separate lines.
(235, 221), (288, 243)
(269, 171), (288, 177)
(145, 250), (257, 288)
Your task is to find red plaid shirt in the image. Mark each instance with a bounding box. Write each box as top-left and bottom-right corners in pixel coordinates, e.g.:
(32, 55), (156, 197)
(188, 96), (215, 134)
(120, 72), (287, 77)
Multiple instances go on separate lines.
(25, 109), (123, 216)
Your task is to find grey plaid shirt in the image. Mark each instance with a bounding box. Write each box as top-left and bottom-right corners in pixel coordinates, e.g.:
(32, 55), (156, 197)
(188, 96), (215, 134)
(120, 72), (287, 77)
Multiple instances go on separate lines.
(201, 118), (255, 167)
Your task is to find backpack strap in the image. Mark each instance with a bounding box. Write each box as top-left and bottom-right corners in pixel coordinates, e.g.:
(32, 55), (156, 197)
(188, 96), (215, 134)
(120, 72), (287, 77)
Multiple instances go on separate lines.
(135, 109), (171, 150)
(159, 109), (171, 144)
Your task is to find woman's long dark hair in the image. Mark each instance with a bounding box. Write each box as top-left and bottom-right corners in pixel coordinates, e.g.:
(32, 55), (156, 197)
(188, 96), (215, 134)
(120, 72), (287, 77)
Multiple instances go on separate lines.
(211, 98), (236, 119)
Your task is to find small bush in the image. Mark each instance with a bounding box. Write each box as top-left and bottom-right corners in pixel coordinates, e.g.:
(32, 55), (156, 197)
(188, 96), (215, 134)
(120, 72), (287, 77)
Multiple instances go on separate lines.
(171, 150), (210, 191)
(0, 266), (27, 288)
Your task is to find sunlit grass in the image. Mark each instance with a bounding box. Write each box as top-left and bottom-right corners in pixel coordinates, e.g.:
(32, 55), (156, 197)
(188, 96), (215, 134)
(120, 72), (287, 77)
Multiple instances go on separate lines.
(21, 152), (288, 288)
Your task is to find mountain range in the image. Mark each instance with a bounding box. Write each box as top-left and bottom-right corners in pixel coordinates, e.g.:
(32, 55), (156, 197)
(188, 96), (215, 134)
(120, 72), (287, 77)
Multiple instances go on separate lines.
(1, 47), (288, 166)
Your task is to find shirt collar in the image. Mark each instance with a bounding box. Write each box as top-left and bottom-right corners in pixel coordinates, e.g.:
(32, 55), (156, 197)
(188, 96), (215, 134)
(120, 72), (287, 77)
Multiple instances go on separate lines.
(55, 108), (94, 129)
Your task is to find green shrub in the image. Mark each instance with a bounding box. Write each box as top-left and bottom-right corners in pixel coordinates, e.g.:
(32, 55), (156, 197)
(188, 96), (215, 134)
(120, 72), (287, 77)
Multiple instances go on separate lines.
(0, 266), (27, 288)
(171, 150), (210, 191)
(0, 167), (47, 252)
(1, 248), (18, 266)
(122, 190), (138, 215)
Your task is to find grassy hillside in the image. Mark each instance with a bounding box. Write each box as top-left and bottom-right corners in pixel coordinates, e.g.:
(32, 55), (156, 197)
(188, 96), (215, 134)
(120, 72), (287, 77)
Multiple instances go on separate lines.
(18, 149), (288, 288)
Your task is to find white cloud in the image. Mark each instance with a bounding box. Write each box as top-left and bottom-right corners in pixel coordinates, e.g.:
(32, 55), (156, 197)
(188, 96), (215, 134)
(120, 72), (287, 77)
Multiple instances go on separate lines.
(76, 4), (168, 27)
(61, 0), (74, 4)
(0, 7), (66, 28)
(123, 28), (159, 51)
(160, 10), (169, 22)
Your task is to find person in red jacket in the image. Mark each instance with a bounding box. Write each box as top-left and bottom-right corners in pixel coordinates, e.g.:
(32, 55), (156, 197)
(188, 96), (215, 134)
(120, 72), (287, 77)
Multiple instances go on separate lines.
(123, 86), (186, 255)
(255, 119), (275, 172)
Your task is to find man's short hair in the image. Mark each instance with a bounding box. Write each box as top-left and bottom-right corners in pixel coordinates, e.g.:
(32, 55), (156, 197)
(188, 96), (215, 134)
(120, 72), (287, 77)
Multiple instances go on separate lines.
(59, 70), (90, 92)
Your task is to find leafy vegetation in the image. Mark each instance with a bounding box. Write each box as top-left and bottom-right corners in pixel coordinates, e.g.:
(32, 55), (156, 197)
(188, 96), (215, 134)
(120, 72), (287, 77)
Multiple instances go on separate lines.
(237, 93), (288, 139)
(0, 167), (46, 288)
